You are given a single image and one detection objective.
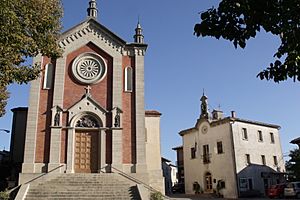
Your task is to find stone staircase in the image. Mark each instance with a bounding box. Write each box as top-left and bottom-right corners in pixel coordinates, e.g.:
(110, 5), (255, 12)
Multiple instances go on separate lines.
(24, 173), (141, 200)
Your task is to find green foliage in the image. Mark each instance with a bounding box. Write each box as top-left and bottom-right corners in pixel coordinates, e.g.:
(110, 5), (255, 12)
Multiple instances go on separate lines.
(0, 0), (63, 116)
(194, 0), (300, 82)
(150, 192), (163, 200)
(286, 148), (300, 181)
(0, 86), (9, 117)
(0, 190), (9, 200)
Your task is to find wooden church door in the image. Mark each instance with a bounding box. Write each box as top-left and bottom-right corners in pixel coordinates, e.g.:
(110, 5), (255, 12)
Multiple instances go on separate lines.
(74, 131), (99, 173)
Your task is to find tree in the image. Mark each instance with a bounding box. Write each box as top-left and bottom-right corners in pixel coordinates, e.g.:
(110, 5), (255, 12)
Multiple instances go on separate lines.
(194, 0), (300, 83)
(286, 148), (300, 181)
(0, 86), (9, 117)
(0, 0), (63, 116)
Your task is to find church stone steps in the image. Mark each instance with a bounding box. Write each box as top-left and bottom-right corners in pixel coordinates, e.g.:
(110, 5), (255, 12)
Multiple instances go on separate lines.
(24, 173), (141, 200)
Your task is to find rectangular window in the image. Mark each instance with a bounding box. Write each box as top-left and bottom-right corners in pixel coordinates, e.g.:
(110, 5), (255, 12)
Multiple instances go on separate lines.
(273, 156), (278, 166)
(217, 141), (223, 154)
(258, 130), (263, 142)
(191, 147), (196, 159)
(239, 178), (248, 190)
(246, 154), (251, 165)
(124, 67), (133, 92)
(261, 155), (266, 165)
(242, 128), (248, 140)
(43, 63), (54, 89)
(270, 132), (275, 143)
(203, 145), (210, 164)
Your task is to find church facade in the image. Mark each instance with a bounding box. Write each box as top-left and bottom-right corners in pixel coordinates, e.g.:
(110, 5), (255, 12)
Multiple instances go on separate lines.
(18, 0), (164, 192)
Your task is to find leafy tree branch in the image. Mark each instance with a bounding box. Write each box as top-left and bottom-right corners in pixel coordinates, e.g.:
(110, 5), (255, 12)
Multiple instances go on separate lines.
(0, 0), (63, 116)
(194, 0), (300, 82)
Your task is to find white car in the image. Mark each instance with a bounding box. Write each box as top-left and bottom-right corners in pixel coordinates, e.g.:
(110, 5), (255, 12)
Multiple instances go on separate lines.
(284, 182), (300, 198)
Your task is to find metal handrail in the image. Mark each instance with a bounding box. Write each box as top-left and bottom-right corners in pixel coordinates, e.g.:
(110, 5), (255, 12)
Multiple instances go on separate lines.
(111, 166), (171, 199)
(7, 164), (65, 194)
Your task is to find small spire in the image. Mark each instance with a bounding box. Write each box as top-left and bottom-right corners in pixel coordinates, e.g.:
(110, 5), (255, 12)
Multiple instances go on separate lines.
(87, 0), (98, 19)
(134, 17), (144, 44)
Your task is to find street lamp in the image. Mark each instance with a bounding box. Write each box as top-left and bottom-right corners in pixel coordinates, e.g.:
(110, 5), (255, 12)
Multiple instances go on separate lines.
(0, 129), (10, 133)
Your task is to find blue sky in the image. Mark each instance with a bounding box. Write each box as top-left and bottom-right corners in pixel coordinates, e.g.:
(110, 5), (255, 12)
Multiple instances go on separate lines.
(0, 0), (299, 163)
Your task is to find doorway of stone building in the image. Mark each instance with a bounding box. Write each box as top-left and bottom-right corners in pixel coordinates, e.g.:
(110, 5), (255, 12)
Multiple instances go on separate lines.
(205, 172), (213, 193)
(74, 131), (99, 173)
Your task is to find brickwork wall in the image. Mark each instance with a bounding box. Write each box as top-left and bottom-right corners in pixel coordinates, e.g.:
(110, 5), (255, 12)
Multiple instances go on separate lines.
(63, 42), (113, 163)
(60, 129), (67, 163)
(35, 57), (55, 163)
(63, 42), (112, 111)
(122, 56), (136, 164)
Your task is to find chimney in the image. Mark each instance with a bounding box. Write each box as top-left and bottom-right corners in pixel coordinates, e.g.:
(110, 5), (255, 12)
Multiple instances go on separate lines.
(231, 111), (236, 118)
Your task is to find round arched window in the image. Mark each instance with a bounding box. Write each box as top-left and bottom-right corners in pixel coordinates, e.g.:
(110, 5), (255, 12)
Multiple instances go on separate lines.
(72, 52), (107, 84)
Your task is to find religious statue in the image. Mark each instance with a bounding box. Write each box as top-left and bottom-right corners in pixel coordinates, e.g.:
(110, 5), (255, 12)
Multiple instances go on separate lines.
(200, 93), (209, 119)
(54, 109), (60, 126)
(201, 101), (207, 115)
(75, 116), (99, 128)
(114, 110), (121, 128)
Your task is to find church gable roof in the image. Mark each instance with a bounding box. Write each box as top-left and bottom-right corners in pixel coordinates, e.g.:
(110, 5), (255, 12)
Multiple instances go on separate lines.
(68, 94), (108, 114)
(59, 18), (126, 53)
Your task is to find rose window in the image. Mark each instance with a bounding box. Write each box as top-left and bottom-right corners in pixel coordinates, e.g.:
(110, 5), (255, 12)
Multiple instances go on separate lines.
(72, 53), (107, 84)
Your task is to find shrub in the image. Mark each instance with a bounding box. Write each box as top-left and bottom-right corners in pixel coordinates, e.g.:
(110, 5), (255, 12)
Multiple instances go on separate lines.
(150, 191), (163, 200)
(0, 190), (9, 200)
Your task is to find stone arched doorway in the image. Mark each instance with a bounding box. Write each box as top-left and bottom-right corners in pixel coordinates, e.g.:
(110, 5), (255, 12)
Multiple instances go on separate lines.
(74, 115), (100, 173)
(204, 172), (213, 193)
(66, 113), (106, 173)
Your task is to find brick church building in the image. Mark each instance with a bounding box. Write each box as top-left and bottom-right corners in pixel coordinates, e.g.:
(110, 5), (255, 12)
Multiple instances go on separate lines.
(11, 0), (164, 197)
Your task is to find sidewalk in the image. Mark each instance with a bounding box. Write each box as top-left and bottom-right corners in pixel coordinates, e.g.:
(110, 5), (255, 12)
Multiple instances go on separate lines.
(167, 193), (216, 199)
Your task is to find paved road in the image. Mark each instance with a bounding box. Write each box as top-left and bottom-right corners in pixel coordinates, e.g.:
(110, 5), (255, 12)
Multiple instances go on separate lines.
(166, 194), (289, 200)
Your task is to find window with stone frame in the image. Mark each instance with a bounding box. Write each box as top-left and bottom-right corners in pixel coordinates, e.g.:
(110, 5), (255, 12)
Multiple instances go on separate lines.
(242, 128), (248, 140)
(270, 132), (275, 143)
(217, 141), (223, 154)
(246, 154), (251, 165)
(273, 156), (278, 166)
(203, 144), (210, 163)
(191, 147), (196, 159)
(261, 155), (266, 165)
(258, 130), (263, 142)
(43, 63), (54, 89)
(124, 66), (133, 92)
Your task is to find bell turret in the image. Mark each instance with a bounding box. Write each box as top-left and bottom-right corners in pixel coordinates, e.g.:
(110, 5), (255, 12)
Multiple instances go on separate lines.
(134, 19), (144, 44)
(87, 0), (98, 19)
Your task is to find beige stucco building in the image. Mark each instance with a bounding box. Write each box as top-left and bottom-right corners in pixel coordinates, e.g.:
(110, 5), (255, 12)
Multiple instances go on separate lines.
(179, 94), (285, 198)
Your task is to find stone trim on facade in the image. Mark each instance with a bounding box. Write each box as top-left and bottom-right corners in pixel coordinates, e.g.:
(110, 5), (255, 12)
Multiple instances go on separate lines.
(145, 110), (162, 117)
(179, 117), (280, 136)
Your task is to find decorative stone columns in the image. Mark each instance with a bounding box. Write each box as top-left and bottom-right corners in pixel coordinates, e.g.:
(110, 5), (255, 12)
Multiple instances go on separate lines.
(135, 52), (147, 173)
(48, 57), (67, 172)
(22, 55), (42, 173)
(111, 55), (123, 170)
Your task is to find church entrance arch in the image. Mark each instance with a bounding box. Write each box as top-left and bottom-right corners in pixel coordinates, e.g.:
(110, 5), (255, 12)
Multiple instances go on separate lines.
(204, 172), (213, 193)
(73, 114), (102, 173)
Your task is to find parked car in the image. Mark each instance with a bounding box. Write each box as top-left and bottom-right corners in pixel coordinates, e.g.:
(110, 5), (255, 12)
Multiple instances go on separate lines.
(267, 183), (286, 198)
(284, 182), (300, 198)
